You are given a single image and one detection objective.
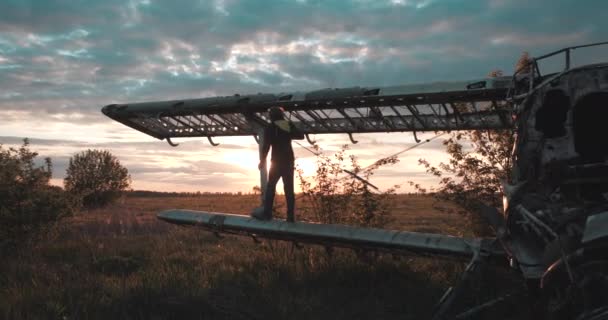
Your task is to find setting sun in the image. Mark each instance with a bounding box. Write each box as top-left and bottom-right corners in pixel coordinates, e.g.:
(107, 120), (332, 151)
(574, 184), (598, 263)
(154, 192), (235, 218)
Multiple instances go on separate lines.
(221, 150), (319, 177)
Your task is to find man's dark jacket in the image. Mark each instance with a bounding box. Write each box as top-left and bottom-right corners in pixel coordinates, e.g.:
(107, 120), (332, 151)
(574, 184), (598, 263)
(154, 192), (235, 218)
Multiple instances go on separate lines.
(260, 120), (304, 164)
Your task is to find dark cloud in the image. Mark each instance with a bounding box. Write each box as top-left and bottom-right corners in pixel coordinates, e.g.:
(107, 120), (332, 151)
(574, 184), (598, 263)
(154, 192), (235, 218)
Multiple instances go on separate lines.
(1, 0), (607, 191)
(0, 1), (121, 33)
(2, 0), (606, 122)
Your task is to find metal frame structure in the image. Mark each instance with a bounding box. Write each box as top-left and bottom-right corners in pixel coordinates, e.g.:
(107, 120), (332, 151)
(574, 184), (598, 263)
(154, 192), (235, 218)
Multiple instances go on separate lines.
(508, 41), (608, 102)
(102, 77), (514, 147)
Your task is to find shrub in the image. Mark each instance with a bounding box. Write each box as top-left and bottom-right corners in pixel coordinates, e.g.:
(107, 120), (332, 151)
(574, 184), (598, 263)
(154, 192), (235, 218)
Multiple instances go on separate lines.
(297, 145), (399, 228)
(416, 129), (513, 236)
(64, 149), (131, 208)
(0, 139), (74, 252)
(415, 68), (518, 236)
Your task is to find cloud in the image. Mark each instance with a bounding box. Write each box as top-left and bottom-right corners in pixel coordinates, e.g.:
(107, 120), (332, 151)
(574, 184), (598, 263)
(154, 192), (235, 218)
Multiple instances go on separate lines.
(1, 0), (607, 192)
(2, 0), (606, 121)
(1, 134), (256, 191)
(1, 132), (444, 193)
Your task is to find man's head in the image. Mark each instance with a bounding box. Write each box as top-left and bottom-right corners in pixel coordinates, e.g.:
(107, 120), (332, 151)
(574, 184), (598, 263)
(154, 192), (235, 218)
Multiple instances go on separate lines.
(268, 106), (285, 121)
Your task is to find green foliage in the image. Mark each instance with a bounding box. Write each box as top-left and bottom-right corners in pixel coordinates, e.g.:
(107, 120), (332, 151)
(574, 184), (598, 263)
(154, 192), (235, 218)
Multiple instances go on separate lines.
(0, 139), (74, 252)
(415, 66), (521, 236)
(417, 130), (514, 235)
(297, 145), (399, 228)
(64, 149), (131, 208)
(418, 130), (514, 209)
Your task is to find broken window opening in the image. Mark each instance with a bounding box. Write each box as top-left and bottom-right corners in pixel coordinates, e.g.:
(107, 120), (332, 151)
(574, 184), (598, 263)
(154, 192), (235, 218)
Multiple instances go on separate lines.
(535, 90), (569, 138)
(573, 92), (608, 163)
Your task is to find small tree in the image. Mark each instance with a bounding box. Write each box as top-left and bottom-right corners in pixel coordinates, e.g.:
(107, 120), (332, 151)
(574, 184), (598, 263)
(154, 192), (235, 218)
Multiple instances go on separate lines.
(64, 149), (131, 208)
(297, 145), (399, 228)
(0, 139), (75, 251)
(415, 68), (518, 236)
(417, 130), (513, 233)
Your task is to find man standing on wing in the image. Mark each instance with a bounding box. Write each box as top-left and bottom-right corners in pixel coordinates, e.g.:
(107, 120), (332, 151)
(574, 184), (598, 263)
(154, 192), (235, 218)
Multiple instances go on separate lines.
(253, 106), (304, 222)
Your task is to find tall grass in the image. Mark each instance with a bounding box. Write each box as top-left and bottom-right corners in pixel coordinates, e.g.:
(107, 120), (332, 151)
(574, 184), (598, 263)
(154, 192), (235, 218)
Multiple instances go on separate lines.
(0, 194), (521, 319)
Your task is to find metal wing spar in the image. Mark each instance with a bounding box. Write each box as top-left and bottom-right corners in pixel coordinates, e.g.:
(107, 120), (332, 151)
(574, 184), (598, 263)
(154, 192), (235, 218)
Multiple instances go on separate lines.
(102, 76), (514, 143)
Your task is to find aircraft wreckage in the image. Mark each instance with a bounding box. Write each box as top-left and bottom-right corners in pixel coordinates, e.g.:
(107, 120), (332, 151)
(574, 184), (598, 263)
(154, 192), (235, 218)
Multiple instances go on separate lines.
(103, 42), (608, 319)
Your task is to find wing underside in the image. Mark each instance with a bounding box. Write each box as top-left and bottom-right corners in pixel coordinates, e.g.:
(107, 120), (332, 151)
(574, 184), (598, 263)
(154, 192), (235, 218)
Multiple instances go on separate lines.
(102, 77), (514, 141)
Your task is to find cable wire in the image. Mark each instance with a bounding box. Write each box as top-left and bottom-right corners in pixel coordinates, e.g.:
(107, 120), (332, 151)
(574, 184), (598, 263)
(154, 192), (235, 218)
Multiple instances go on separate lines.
(294, 131), (447, 189)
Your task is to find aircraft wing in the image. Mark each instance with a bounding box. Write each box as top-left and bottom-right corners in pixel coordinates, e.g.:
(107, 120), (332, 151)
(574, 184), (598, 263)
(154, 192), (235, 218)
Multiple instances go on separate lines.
(158, 209), (505, 260)
(102, 76), (514, 142)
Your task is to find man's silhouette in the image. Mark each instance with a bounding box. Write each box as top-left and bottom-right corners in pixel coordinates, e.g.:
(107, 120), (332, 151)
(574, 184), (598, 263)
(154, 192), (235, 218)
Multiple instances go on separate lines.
(253, 107), (304, 222)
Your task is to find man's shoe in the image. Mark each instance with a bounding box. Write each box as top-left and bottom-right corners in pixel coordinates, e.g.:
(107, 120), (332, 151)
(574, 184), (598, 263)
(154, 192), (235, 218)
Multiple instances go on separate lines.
(286, 212), (295, 223)
(251, 206), (272, 220)
(253, 213), (272, 221)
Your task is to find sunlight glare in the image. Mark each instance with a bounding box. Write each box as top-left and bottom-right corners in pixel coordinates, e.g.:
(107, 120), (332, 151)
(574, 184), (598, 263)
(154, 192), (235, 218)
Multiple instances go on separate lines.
(295, 157), (317, 177)
(222, 151), (259, 169)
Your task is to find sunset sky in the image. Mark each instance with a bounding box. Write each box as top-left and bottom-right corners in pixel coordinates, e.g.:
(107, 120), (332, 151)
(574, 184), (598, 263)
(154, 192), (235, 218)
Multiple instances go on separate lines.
(1, 0), (607, 193)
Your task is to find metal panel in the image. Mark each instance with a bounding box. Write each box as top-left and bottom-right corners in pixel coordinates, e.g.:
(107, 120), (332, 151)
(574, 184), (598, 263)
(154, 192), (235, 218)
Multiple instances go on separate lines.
(582, 211), (608, 243)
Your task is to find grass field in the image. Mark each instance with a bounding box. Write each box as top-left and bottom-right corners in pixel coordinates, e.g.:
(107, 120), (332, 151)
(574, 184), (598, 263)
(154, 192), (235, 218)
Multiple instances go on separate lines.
(1, 193), (527, 319)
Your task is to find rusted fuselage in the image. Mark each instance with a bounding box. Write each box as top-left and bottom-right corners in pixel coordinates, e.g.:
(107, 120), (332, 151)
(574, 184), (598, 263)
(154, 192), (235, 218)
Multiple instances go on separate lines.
(504, 62), (608, 319)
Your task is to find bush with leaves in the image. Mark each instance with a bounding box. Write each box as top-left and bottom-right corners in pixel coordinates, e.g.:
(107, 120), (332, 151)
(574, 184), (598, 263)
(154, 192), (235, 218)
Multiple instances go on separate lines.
(64, 149), (131, 209)
(413, 56), (533, 236)
(0, 139), (75, 251)
(416, 129), (514, 235)
(415, 69), (517, 236)
(297, 145), (399, 228)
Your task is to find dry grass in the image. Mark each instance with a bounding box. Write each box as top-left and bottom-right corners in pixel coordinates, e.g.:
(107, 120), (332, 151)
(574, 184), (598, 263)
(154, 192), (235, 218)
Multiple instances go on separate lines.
(0, 194), (524, 319)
